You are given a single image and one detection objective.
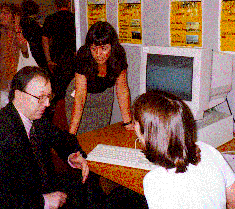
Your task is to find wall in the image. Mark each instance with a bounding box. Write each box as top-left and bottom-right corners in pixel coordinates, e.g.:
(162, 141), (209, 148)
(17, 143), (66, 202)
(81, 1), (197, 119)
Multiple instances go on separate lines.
(142, 0), (169, 46)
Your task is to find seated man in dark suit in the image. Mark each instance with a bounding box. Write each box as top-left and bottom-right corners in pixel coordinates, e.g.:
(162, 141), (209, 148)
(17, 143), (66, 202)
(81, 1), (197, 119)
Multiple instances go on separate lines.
(0, 66), (101, 208)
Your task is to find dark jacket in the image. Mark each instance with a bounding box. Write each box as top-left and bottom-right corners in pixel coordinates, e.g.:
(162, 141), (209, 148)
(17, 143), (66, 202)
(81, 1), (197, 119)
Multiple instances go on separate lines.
(0, 103), (86, 208)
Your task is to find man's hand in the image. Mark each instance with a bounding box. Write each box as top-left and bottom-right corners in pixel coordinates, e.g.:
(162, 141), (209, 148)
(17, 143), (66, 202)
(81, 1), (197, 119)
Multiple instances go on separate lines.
(43, 191), (67, 209)
(69, 152), (89, 183)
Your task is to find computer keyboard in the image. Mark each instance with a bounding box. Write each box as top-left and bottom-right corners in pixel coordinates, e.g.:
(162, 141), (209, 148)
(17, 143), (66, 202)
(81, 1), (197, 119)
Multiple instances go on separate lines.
(86, 144), (156, 170)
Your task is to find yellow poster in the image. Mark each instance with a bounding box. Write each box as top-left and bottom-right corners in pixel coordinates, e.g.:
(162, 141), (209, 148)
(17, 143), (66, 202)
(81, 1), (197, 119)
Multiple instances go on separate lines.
(170, 1), (202, 47)
(87, 0), (106, 29)
(118, 1), (142, 44)
(220, 0), (235, 51)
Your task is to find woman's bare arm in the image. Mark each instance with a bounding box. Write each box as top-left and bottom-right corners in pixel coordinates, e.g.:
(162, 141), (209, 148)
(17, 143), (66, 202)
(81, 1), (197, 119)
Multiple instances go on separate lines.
(69, 73), (87, 135)
(14, 15), (28, 57)
(226, 181), (235, 208)
(115, 70), (133, 130)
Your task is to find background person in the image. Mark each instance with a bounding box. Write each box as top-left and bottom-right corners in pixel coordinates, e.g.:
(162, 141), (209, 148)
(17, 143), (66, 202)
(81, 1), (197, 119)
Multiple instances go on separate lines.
(0, 66), (106, 208)
(20, 0), (48, 71)
(66, 21), (133, 135)
(42, 0), (76, 119)
(132, 90), (235, 209)
(0, 2), (28, 108)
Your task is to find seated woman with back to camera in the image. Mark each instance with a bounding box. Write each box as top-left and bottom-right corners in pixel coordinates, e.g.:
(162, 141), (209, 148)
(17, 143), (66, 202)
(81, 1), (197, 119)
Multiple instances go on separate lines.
(132, 90), (235, 209)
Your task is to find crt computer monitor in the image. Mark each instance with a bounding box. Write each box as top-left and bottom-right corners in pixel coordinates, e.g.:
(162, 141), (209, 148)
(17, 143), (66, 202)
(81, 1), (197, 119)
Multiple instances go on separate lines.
(140, 46), (232, 121)
(209, 50), (233, 108)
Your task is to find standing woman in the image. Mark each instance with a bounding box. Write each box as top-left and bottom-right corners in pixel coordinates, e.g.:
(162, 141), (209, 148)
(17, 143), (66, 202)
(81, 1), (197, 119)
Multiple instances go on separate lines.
(66, 21), (133, 134)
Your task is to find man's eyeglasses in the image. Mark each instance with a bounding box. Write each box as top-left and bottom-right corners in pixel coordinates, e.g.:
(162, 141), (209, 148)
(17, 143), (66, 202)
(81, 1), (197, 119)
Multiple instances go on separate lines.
(21, 90), (54, 103)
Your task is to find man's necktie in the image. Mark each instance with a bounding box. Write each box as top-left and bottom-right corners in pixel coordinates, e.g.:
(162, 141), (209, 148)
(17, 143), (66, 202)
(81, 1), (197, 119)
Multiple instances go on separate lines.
(29, 124), (38, 149)
(29, 124), (51, 191)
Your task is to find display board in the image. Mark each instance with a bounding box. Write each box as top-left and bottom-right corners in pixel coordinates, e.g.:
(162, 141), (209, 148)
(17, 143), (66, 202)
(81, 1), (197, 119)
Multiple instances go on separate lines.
(220, 0), (235, 52)
(170, 0), (202, 47)
(118, 0), (142, 44)
(87, 0), (107, 29)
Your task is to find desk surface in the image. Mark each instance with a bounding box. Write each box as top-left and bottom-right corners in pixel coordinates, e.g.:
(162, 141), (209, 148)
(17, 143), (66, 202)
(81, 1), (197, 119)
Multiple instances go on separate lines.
(77, 122), (235, 195)
(77, 122), (148, 195)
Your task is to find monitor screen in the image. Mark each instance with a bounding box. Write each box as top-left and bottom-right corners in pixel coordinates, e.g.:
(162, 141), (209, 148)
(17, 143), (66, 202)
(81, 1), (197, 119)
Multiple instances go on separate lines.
(146, 54), (194, 101)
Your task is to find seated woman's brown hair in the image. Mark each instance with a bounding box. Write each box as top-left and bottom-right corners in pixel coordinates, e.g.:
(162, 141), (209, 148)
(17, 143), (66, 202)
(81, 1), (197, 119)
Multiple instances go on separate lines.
(132, 90), (201, 173)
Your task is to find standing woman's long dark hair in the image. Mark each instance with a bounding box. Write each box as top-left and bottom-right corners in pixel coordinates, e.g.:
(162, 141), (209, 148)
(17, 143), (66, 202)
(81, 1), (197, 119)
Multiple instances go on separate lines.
(76, 21), (128, 80)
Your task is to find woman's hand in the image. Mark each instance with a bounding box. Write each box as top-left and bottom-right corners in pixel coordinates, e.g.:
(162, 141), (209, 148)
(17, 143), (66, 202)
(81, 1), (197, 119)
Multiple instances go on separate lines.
(124, 122), (134, 131)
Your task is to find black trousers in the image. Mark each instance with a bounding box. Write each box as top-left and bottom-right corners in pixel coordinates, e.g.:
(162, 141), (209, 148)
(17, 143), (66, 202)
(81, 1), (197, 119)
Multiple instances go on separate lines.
(52, 169), (148, 209)
(51, 50), (76, 100)
(51, 170), (105, 209)
(104, 186), (148, 209)
(44, 53), (75, 122)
